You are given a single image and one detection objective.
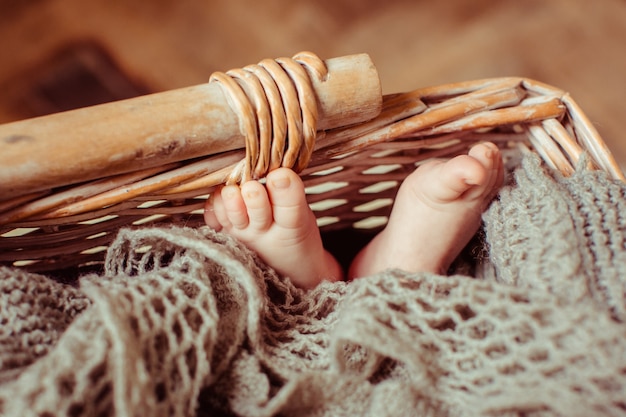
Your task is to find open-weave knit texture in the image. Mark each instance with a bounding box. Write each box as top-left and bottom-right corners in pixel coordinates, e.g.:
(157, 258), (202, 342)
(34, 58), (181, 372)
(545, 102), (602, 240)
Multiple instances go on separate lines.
(1, 155), (625, 417)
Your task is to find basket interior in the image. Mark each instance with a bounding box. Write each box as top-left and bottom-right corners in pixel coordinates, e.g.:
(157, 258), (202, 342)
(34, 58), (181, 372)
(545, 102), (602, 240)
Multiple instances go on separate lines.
(0, 76), (623, 276)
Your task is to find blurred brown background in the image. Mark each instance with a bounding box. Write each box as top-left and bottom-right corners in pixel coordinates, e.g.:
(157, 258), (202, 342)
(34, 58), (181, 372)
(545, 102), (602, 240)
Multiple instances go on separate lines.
(1, 0), (625, 170)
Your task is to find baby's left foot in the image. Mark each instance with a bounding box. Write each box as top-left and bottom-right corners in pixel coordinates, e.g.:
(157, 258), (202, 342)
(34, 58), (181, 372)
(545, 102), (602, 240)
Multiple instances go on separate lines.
(348, 142), (504, 279)
(204, 168), (343, 289)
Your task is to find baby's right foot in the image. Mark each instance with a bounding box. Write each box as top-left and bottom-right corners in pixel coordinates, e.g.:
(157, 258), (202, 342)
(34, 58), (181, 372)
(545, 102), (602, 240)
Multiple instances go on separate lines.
(348, 142), (504, 279)
(204, 168), (343, 289)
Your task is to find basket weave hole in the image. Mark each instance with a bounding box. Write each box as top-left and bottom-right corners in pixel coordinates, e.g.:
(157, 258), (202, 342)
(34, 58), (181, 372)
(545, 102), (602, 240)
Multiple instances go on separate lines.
(353, 216), (388, 230)
(361, 164), (402, 175)
(309, 199), (348, 212)
(12, 259), (40, 267)
(79, 215), (118, 225)
(137, 200), (167, 208)
(133, 214), (168, 226)
(305, 181), (349, 195)
(309, 165), (344, 177)
(316, 217), (340, 227)
(87, 231), (108, 240)
(353, 198), (393, 213)
(1, 227), (39, 237)
(359, 181), (398, 194)
(79, 245), (108, 255)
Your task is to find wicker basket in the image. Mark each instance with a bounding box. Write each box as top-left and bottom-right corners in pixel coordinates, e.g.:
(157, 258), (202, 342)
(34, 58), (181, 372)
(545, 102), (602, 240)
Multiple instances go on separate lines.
(0, 52), (624, 274)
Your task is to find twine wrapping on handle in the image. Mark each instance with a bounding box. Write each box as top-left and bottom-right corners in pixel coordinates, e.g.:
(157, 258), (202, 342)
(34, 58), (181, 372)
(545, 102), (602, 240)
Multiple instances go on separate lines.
(210, 52), (327, 184)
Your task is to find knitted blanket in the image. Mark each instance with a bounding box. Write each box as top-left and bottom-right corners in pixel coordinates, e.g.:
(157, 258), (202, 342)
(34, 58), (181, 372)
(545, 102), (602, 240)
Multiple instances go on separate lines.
(1, 155), (625, 417)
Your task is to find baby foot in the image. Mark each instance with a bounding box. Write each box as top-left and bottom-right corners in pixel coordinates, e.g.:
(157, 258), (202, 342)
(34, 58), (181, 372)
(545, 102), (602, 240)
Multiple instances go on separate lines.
(204, 168), (343, 289)
(348, 142), (504, 279)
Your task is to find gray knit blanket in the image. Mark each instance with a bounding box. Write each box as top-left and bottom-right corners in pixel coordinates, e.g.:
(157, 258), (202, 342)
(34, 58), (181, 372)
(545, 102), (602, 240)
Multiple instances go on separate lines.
(1, 155), (625, 417)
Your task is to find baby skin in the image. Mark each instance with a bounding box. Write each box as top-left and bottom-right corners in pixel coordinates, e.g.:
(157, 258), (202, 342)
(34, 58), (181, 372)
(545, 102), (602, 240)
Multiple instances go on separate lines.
(204, 142), (503, 289)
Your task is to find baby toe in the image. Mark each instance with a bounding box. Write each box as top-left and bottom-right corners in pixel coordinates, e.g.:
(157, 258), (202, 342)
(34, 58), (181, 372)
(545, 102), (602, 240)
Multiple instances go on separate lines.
(467, 142), (504, 200)
(241, 180), (273, 231)
(468, 142), (499, 170)
(221, 185), (250, 229)
(266, 168), (312, 229)
(425, 156), (487, 202)
(204, 193), (224, 231)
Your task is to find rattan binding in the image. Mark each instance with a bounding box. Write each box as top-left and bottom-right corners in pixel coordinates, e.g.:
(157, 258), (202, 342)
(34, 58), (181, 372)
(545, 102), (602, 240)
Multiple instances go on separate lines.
(0, 52), (624, 273)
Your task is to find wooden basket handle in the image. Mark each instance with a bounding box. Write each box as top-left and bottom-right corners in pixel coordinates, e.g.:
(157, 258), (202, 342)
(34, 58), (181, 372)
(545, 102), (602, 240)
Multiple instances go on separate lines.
(0, 52), (382, 201)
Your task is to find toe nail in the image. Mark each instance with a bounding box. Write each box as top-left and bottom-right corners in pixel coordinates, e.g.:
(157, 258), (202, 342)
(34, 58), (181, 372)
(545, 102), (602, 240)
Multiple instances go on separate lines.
(271, 176), (291, 189)
(222, 186), (238, 199)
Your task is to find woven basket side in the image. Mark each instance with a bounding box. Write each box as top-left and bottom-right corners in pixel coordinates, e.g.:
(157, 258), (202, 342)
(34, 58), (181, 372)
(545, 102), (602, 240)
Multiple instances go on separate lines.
(0, 76), (623, 273)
